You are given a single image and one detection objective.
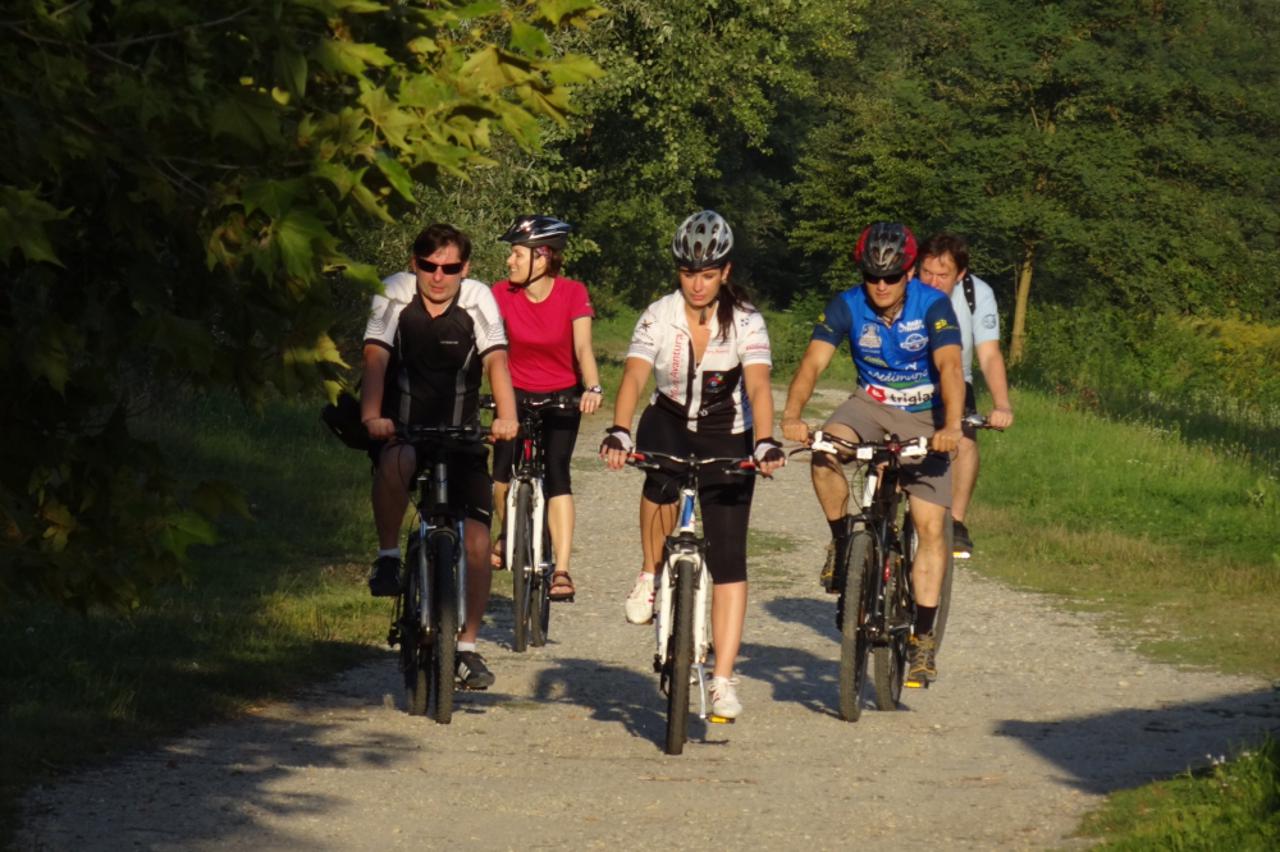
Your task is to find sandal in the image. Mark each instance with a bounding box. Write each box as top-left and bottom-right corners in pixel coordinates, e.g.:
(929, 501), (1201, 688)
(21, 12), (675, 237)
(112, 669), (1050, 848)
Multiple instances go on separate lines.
(548, 571), (576, 602)
(490, 536), (505, 570)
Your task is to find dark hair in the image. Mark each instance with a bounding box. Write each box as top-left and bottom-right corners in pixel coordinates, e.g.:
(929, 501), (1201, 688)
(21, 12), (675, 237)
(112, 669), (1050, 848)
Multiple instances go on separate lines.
(412, 223), (472, 262)
(918, 232), (969, 274)
(714, 278), (754, 342)
(535, 244), (564, 276)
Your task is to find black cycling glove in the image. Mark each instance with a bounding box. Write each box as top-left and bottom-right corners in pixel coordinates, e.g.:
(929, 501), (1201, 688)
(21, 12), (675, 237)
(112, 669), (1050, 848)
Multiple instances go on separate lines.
(753, 437), (786, 466)
(600, 426), (633, 455)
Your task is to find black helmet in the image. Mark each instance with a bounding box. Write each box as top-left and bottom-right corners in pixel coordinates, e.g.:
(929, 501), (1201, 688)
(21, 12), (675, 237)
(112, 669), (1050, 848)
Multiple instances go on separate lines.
(854, 221), (918, 277)
(498, 215), (572, 250)
(672, 210), (733, 270)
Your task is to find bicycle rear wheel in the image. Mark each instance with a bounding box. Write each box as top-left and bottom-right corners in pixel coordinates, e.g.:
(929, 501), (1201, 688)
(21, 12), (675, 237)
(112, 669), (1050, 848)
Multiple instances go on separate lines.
(510, 483), (533, 653)
(872, 539), (908, 711)
(428, 533), (458, 724)
(664, 556), (696, 756)
(529, 517), (552, 647)
(838, 531), (875, 722)
(401, 531), (428, 716)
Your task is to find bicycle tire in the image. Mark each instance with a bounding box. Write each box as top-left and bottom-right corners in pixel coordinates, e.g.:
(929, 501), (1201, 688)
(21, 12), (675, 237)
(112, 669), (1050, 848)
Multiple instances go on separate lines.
(529, 516), (552, 647)
(838, 531), (875, 722)
(933, 511), (955, 653)
(510, 483), (533, 653)
(428, 533), (458, 724)
(664, 556), (696, 755)
(402, 532), (428, 716)
(872, 529), (908, 711)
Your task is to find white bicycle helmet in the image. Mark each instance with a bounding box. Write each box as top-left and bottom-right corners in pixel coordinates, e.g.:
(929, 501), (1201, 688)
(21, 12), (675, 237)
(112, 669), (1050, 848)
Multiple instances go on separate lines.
(672, 210), (733, 270)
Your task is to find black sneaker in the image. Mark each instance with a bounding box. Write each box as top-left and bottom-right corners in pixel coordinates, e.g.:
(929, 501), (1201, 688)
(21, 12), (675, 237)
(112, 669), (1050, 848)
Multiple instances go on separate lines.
(456, 650), (495, 690)
(905, 632), (937, 688)
(368, 555), (401, 597)
(952, 520), (973, 559)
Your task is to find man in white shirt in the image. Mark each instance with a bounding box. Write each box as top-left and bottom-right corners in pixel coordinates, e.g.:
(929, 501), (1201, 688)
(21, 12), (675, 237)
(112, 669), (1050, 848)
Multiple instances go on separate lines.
(917, 233), (1014, 558)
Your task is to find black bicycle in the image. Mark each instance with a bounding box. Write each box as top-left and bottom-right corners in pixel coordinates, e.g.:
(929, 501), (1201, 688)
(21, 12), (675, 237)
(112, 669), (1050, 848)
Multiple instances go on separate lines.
(626, 451), (758, 755)
(386, 423), (489, 724)
(795, 430), (954, 721)
(502, 391), (580, 652)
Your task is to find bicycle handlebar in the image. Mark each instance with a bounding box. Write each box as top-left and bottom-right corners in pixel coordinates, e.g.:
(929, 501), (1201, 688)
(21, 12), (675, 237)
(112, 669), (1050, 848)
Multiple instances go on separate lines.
(396, 423), (492, 449)
(625, 451), (758, 477)
(789, 430), (930, 462)
(962, 412), (1004, 431)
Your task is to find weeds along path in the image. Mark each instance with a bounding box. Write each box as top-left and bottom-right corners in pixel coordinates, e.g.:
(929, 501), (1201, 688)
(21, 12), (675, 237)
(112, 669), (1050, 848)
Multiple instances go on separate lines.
(20, 399), (1280, 850)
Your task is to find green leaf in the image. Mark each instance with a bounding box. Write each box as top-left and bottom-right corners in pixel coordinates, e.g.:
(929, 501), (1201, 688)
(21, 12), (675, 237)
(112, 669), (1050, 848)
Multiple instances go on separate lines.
(242, 178), (306, 218)
(274, 47), (308, 97)
(274, 208), (330, 278)
(156, 511), (217, 561)
(454, 0), (503, 19)
(374, 152), (415, 202)
(536, 0), (600, 26)
(0, 186), (70, 266)
(312, 39), (394, 77)
(509, 21), (553, 57)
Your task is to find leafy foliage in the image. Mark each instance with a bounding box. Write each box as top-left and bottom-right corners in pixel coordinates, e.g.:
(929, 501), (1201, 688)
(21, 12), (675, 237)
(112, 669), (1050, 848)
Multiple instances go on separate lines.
(0, 0), (600, 608)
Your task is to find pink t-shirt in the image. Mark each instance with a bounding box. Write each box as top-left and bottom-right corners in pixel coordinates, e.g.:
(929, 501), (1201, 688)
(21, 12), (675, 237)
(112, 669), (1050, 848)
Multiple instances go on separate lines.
(491, 276), (595, 392)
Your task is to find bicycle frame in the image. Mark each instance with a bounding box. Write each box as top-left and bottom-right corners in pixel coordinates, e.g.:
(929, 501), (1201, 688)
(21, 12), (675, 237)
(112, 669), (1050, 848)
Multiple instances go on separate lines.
(412, 456), (468, 639)
(652, 483), (714, 720)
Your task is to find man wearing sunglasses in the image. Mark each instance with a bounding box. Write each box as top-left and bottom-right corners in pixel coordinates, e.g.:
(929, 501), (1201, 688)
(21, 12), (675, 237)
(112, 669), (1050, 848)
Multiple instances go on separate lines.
(360, 223), (519, 690)
(782, 221), (964, 689)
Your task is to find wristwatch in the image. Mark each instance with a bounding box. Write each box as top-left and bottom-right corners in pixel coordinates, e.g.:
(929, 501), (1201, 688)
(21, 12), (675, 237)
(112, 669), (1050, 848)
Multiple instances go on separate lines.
(585, 385), (603, 394)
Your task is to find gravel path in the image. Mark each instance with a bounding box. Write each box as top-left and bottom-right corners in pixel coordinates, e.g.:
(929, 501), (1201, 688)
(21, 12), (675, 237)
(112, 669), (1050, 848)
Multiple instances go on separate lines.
(19, 399), (1280, 850)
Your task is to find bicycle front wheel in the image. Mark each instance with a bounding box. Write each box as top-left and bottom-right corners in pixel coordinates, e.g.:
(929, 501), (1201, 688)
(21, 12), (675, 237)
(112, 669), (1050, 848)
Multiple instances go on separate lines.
(428, 533), (458, 724)
(664, 557), (696, 756)
(402, 531), (428, 716)
(510, 483), (533, 653)
(529, 516), (552, 647)
(838, 531), (875, 722)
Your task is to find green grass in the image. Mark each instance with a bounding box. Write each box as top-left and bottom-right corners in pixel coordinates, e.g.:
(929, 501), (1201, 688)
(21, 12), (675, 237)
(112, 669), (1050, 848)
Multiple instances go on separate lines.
(1076, 737), (1280, 850)
(0, 391), (389, 845)
(969, 388), (1280, 678)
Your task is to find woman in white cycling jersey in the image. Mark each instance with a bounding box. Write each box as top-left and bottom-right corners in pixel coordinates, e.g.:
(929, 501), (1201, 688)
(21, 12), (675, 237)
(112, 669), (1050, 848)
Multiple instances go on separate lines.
(600, 210), (785, 720)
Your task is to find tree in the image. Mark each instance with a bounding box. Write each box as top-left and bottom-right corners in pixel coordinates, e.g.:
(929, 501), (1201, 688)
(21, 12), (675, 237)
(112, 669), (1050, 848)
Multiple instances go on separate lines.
(790, 0), (1280, 361)
(0, 0), (601, 608)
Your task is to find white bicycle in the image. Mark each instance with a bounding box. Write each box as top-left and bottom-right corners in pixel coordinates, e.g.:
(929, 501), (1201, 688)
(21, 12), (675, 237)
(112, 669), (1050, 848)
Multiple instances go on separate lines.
(626, 450), (758, 755)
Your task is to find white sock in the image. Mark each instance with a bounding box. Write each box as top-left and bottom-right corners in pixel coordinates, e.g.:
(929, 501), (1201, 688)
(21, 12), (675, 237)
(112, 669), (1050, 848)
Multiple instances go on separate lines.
(457, 641), (477, 653)
(378, 547), (400, 559)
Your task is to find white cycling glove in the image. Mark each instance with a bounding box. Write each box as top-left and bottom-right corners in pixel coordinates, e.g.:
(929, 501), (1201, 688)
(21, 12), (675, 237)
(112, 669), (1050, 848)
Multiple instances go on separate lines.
(600, 426), (633, 455)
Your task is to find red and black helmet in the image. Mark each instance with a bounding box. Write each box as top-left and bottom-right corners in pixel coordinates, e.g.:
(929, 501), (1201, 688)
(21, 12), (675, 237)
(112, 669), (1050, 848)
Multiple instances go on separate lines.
(854, 222), (917, 277)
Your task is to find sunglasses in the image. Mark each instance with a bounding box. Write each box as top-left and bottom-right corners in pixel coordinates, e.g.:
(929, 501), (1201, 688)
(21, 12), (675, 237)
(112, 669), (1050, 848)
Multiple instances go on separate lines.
(415, 258), (465, 275)
(863, 272), (907, 285)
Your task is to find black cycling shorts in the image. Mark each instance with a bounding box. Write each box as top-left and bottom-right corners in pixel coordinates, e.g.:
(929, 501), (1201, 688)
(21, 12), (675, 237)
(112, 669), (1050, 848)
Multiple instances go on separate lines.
(491, 386), (582, 499)
(635, 404), (755, 585)
(369, 439), (493, 526)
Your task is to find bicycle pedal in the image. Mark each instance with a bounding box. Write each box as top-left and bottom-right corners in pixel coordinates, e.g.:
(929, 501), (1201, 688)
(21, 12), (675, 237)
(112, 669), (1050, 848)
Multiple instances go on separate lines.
(953, 549), (972, 560)
(904, 680), (929, 689)
(706, 714), (736, 725)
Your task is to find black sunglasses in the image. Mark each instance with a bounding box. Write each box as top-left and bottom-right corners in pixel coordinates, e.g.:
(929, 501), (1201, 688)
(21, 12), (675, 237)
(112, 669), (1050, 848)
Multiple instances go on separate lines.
(863, 272), (907, 285)
(416, 258), (465, 275)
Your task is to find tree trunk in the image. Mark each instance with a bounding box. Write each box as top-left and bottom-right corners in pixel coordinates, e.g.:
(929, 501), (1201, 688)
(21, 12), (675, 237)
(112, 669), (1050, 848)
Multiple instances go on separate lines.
(1009, 241), (1035, 365)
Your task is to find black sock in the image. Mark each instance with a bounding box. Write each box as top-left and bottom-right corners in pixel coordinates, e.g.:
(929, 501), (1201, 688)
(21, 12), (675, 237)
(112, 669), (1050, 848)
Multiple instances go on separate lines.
(915, 605), (937, 636)
(828, 516), (849, 539)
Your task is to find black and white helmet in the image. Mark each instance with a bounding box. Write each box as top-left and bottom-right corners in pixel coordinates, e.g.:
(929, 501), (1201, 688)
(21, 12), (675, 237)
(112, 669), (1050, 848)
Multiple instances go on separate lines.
(498, 215), (572, 250)
(672, 210), (733, 270)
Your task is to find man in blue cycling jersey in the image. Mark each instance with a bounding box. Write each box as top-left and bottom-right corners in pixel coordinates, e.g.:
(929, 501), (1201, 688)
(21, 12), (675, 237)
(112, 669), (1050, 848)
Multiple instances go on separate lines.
(782, 221), (964, 688)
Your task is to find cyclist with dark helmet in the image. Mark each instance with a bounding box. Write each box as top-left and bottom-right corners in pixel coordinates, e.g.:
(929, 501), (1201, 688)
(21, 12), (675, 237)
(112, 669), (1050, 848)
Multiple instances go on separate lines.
(781, 221), (964, 689)
(600, 210), (785, 720)
(490, 215), (603, 601)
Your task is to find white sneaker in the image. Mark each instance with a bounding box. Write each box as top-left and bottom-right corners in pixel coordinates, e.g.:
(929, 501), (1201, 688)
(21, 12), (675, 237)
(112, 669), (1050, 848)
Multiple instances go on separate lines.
(624, 572), (656, 624)
(708, 676), (742, 719)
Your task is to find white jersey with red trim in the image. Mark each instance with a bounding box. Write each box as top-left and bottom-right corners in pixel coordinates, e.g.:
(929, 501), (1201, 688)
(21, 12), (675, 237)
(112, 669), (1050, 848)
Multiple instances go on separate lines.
(626, 291), (772, 434)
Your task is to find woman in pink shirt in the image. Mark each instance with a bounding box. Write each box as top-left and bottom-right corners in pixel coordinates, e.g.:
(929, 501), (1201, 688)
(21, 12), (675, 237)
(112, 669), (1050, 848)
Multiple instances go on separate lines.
(491, 216), (603, 601)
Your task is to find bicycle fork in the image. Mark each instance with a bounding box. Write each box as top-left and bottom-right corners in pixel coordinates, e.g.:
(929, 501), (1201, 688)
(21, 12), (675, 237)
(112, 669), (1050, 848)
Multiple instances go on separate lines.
(652, 490), (731, 725)
(502, 475), (548, 580)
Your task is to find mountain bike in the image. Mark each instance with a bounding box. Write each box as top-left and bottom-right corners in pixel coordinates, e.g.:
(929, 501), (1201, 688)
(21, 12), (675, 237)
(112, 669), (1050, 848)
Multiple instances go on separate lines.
(501, 391), (580, 653)
(952, 411), (1004, 560)
(626, 451), (758, 755)
(795, 430), (953, 722)
(385, 423), (489, 724)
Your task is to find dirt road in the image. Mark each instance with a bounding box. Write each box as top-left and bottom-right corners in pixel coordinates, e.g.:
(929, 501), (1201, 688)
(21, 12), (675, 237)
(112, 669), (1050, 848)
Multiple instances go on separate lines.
(19, 417), (1279, 850)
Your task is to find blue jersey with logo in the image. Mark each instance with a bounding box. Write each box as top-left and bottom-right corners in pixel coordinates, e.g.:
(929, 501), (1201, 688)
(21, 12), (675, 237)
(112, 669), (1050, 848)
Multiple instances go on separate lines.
(811, 278), (962, 413)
